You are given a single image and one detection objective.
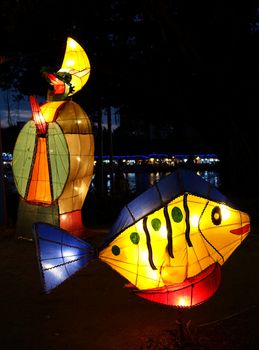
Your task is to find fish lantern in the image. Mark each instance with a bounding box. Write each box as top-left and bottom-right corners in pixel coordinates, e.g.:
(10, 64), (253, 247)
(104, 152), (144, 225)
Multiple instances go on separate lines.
(33, 169), (250, 308)
(12, 37), (94, 238)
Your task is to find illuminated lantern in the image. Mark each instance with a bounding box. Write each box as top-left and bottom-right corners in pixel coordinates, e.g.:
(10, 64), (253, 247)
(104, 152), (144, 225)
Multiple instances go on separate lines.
(33, 169), (250, 308)
(13, 37), (94, 238)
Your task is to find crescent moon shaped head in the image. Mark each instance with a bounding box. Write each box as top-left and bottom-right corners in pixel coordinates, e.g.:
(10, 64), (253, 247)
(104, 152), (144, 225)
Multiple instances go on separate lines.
(58, 37), (91, 96)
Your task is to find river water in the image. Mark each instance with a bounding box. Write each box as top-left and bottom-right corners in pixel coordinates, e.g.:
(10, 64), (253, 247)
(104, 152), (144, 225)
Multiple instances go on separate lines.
(3, 158), (221, 197)
(103, 170), (221, 195)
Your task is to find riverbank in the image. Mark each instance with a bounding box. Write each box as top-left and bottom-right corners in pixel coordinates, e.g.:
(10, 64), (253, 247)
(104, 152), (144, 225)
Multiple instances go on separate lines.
(102, 162), (220, 174)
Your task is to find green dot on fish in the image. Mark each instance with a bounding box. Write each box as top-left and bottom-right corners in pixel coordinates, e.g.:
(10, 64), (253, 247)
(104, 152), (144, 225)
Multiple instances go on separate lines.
(171, 207), (183, 222)
(151, 218), (161, 231)
(130, 232), (140, 244)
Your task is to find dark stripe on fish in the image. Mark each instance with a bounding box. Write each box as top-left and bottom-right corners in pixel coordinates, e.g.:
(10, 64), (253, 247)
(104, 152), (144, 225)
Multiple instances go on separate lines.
(143, 217), (157, 270)
(163, 206), (174, 258)
(183, 193), (193, 247)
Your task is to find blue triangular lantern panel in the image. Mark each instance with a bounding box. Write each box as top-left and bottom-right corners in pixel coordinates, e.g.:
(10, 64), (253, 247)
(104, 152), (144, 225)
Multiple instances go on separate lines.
(33, 222), (95, 293)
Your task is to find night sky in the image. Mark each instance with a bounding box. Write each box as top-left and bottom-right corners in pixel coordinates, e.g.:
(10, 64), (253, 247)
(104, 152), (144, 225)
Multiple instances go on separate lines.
(1, 1), (259, 195)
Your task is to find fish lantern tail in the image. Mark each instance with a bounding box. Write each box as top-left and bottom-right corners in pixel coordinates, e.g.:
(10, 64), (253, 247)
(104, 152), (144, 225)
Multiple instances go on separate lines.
(33, 222), (96, 294)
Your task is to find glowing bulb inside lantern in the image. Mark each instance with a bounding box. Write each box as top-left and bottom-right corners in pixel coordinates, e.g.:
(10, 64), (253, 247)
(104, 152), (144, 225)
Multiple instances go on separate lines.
(63, 249), (74, 258)
(140, 250), (148, 262)
(160, 225), (167, 239)
(69, 39), (77, 49)
(220, 204), (231, 220)
(177, 296), (190, 307)
(190, 214), (199, 228)
(136, 220), (143, 231)
(147, 269), (159, 281)
(65, 59), (75, 67)
(43, 263), (53, 270)
(61, 214), (67, 221)
(43, 263), (64, 279)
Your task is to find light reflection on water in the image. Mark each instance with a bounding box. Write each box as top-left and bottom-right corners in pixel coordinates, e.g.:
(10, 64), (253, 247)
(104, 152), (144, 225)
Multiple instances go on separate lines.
(197, 171), (221, 188)
(110, 170), (221, 194)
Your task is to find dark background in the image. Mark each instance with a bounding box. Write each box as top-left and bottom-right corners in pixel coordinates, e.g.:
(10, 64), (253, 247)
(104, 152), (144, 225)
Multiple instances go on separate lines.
(1, 1), (259, 196)
(1, 6), (259, 350)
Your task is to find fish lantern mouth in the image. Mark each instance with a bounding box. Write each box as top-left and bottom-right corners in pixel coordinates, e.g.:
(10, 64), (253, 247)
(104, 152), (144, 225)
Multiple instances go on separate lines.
(230, 211), (250, 236)
(230, 223), (250, 236)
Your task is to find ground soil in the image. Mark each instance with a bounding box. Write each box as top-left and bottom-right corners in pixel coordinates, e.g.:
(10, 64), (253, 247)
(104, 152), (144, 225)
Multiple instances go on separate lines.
(0, 222), (259, 350)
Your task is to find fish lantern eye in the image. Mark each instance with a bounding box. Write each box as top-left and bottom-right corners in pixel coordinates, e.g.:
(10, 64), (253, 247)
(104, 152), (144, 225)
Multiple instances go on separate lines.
(211, 206), (222, 225)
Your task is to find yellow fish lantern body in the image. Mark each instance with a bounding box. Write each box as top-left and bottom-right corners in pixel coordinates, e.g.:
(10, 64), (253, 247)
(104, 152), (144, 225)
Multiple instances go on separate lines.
(99, 169), (250, 307)
(12, 37), (94, 238)
(33, 169), (250, 309)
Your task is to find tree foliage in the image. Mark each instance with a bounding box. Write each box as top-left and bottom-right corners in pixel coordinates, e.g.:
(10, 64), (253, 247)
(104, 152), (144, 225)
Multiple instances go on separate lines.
(0, 1), (257, 118)
(1, 1), (259, 194)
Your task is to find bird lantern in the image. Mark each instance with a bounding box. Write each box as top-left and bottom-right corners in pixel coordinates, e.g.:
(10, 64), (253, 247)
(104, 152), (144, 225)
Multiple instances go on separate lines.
(13, 37), (94, 238)
(33, 169), (250, 308)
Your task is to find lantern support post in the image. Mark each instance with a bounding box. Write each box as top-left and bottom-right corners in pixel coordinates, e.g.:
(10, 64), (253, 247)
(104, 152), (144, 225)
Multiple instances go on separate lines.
(107, 105), (114, 194)
(95, 107), (104, 195)
(175, 309), (193, 347)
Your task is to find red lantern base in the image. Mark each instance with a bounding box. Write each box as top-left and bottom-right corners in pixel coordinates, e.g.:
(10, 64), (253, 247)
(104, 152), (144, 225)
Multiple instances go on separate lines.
(60, 210), (86, 237)
(135, 263), (221, 308)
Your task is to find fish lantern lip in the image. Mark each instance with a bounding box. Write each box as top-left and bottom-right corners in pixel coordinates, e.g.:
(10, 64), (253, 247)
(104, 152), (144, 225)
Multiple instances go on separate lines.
(230, 223), (250, 235)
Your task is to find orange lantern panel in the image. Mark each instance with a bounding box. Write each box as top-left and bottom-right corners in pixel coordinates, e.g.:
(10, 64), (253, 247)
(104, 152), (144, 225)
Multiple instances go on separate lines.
(27, 137), (52, 204)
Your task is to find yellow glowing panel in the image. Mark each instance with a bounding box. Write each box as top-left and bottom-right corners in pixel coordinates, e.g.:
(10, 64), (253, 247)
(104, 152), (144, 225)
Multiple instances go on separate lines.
(100, 220), (166, 290)
(40, 101), (65, 122)
(58, 37), (90, 95)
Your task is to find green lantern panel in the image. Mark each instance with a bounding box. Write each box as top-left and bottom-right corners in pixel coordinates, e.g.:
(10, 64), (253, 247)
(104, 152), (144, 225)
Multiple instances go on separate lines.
(12, 121), (36, 198)
(48, 123), (69, 200)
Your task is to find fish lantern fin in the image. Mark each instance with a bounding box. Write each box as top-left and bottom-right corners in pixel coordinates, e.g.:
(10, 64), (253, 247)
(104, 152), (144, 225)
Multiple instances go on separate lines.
(134, 263), (221, 308)
(33, 222), (96, 294)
